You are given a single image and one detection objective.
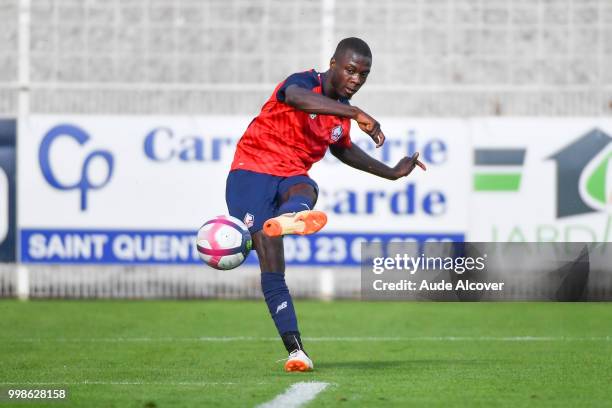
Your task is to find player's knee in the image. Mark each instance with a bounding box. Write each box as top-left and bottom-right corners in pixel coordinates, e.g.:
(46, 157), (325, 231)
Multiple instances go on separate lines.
(285, 183), (317, 203)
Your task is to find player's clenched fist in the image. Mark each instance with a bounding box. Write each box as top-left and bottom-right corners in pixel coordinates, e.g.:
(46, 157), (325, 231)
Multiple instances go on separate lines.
(354, 109), (385, 148)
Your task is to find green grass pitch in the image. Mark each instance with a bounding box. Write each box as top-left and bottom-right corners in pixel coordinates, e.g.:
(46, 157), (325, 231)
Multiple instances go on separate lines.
(1, 300), (611, 407)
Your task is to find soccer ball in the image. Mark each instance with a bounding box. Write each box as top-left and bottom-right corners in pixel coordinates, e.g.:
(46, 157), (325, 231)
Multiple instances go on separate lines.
(196, 215), (252, 270)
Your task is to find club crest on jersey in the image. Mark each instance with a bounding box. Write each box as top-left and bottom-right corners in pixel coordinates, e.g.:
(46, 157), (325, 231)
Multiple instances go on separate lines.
(243, 213), (254, 228)
(309, 113), (317, 119)
(331, 125), (343, 142)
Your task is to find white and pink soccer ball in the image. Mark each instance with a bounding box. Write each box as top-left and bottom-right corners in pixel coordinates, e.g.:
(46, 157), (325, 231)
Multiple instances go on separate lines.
(196, 215), (252, 270)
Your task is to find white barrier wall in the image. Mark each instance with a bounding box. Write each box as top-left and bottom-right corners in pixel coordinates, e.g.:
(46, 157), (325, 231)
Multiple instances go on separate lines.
(19, 116), (469, 266)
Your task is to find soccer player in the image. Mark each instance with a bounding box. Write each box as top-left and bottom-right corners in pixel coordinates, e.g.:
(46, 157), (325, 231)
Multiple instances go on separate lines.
(226, 37), (426, 372)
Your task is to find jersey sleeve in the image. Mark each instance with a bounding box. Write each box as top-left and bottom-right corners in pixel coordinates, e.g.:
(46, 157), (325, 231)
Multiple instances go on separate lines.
(276, 71), (319, 102)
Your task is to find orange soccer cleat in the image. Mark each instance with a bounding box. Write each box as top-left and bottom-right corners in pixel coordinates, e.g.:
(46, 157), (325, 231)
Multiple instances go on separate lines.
(263, 210), (327, 237)
(284, 350), (313, 372)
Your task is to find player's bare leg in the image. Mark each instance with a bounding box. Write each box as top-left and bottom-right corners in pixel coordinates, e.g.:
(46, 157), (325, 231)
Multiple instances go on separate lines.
(263, 183), (327, 237)
(252, 231), (285, 273)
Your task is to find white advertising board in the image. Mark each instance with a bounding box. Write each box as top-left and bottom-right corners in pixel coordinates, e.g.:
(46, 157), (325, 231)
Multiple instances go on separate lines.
(19, 115), (470, 265)
(469, 118), (612, 242)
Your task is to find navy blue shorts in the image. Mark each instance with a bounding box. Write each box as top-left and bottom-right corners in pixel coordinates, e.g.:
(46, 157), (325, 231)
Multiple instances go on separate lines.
(226, 169), (319, 233)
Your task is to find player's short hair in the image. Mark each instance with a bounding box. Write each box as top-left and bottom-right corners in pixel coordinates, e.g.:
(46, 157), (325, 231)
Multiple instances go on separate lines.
(333, 37), (372, 60)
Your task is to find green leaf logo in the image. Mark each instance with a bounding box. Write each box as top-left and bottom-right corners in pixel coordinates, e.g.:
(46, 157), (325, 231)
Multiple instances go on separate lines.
(579, 144), (612, 211)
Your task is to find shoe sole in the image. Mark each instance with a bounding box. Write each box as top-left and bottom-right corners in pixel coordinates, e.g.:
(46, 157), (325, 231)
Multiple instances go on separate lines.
(285, 359), (312, 372)
(296, 211), (327, 235)
(263, 211), (327, 237)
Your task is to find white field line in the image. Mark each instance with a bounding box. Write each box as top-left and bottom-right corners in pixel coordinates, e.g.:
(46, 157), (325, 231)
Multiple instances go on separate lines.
(0, 381), (235, 386)
(3, 336), (611, 342)
(256, 382), (329, 408)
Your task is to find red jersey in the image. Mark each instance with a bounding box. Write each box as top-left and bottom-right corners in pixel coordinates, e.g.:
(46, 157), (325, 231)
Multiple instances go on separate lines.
(231, 70), (352, 177)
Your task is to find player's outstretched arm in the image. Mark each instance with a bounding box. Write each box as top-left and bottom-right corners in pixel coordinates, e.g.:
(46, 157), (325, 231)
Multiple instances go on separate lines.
(330, 143), (426, 180)
(284, 85), (384, 147)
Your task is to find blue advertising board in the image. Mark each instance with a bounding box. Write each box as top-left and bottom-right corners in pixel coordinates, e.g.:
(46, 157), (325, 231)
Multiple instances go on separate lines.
(20, 229), (463, 266)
